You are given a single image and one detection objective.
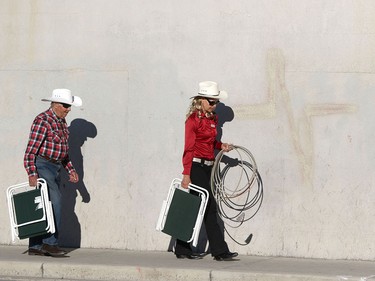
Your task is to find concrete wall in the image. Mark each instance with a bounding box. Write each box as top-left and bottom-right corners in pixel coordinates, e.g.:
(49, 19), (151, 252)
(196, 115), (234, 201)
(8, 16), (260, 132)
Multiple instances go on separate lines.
(1, 0), (375, 260)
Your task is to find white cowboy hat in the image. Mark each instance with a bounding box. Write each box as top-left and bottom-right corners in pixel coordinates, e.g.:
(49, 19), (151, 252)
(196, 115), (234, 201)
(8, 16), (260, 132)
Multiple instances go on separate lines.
(193, 81), (228, 100)
(41, 89), (82, 107)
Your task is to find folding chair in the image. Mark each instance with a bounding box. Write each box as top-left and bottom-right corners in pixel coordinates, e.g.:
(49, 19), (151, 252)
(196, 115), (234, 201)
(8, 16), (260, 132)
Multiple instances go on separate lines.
(156, 178), (209, 247)
(6, 178), (55, 242)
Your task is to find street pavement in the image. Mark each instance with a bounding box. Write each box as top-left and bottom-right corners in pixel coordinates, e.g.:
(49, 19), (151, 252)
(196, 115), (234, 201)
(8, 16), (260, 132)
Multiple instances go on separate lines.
(0, 245), (374, 281)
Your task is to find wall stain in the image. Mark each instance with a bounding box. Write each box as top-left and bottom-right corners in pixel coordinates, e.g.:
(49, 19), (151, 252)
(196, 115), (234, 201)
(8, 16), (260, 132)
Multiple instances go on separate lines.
(3, 1), (37, 63)
(233, 48), (358, 184)
(28, 0), (38, 62)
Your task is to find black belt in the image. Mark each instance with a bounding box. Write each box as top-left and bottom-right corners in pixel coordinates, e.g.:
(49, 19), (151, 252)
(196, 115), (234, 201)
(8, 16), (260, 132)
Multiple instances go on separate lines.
(38, 155), (62, 164)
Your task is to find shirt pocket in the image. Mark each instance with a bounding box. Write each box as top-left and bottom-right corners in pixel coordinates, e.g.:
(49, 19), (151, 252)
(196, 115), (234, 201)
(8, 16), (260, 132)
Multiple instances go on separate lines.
(47, 131), (63, 144)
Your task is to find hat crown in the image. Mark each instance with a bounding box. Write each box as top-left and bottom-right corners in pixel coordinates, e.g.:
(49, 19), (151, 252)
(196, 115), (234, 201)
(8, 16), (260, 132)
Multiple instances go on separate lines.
(196, 81), (228, 100)
(52, 89), (73, 103)
(42, 89), (82, 106)
(198, 81), (219, 96)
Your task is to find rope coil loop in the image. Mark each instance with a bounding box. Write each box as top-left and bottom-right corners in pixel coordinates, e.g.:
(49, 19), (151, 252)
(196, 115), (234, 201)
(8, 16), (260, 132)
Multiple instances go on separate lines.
(210, 145), (263, 245)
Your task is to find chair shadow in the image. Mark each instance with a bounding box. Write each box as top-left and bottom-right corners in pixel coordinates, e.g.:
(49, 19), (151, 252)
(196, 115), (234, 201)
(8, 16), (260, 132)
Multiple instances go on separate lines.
(59, 118), (97, 249)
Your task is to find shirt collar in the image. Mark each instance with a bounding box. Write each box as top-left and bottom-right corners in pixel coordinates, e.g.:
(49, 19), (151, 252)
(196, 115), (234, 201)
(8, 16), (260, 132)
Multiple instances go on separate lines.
(48, 108), (65, 123)
(196, 110), (216, 120)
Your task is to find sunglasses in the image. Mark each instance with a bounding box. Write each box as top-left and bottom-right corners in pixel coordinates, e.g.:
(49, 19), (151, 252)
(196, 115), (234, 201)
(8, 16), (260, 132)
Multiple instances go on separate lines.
(205, 98), (220, 106)
(60, 103), (72, 109)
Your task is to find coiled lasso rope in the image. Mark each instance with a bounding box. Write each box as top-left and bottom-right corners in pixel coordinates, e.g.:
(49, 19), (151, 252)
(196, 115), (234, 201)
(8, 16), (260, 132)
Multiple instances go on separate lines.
(210, 145), (263, 245)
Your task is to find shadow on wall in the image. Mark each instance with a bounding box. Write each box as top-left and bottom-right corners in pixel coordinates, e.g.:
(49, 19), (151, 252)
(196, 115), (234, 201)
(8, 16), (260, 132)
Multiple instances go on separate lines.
(215, 102), (235, 142)
(59, 118), (97, 248)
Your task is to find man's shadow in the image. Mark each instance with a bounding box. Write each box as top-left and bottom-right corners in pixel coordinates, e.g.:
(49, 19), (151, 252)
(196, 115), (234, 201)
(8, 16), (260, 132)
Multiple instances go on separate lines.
(168, 103), (235, 254)
(59, 118), (97, 249)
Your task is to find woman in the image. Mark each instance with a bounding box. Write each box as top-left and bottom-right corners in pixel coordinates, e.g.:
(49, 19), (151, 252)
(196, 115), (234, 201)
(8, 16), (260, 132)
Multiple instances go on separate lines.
(175, 81), (238, 261)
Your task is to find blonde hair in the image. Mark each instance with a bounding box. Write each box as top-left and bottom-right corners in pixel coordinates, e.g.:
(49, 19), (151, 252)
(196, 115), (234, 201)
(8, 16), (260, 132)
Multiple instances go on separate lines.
(186, 97), (204, 120)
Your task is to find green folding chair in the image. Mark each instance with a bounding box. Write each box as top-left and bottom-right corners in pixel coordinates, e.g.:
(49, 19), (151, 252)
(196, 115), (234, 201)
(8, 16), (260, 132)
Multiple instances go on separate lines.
(156, 178), (209, 247)
(6, 178), (55, 241)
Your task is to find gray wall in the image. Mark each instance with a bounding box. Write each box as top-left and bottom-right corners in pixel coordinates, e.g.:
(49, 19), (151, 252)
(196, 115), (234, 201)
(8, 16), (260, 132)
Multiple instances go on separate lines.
(1, 0), (375, 260)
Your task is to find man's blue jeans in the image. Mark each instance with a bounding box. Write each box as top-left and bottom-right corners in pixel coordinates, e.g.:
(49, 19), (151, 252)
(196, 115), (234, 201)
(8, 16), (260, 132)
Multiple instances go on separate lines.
(29, 157), (62, 249)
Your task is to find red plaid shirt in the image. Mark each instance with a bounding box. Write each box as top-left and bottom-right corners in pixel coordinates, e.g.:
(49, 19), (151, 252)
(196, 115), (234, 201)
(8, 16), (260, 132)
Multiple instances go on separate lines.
(182, 111), (222, 175)
(24, 108), (76, 177)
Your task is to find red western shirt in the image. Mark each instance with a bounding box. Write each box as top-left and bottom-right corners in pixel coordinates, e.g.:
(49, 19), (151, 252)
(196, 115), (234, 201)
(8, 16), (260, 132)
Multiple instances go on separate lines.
(182, 111), (222, 175)
(24, 108), (76, 177)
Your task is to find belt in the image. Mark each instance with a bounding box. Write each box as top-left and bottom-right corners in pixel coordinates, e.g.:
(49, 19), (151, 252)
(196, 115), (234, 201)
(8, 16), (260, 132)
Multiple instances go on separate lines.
(38, 155), (62, 164)
(192, 157), (214, 166)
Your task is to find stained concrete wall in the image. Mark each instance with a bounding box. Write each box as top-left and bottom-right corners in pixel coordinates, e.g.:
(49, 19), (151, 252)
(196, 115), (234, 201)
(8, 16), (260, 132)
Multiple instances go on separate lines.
(1, 0), (375, 260)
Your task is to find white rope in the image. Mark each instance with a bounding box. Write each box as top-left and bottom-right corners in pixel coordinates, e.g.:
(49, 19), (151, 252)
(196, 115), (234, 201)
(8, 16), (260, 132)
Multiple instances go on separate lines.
(210, 145), (263, 245)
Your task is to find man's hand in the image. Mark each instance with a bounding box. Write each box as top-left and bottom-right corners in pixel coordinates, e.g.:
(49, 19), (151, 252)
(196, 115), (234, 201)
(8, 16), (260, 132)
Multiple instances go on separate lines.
(69, 171), (79, 183)
(28, 175), (38, 187)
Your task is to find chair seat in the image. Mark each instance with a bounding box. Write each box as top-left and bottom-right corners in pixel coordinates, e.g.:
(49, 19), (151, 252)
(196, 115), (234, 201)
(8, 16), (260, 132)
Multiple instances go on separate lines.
(156, 178), (209, 247)
(7, 179), (55, 241)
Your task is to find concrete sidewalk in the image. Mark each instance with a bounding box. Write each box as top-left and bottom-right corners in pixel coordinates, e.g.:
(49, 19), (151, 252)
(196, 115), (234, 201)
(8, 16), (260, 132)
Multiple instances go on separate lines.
(0, 245), (374, 281)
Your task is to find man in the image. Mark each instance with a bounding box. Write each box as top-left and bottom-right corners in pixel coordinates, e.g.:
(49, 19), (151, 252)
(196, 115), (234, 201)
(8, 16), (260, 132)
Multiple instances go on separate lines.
(24, 89), (82, 257)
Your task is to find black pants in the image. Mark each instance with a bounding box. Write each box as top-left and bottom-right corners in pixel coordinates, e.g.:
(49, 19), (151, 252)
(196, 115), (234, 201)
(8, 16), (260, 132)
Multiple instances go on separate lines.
(175, 162), (229, 256)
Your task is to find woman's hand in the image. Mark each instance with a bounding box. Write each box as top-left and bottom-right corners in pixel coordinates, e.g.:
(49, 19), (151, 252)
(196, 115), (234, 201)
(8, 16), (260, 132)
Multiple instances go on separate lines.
(221, 143), (233, 152)
(181, 174), (191, 189)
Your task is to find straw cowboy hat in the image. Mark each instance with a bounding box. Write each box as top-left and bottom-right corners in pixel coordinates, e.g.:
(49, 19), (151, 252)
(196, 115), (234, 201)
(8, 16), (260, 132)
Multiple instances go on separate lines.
(42, 89), (82, 107)
(193, 81), (228, 100)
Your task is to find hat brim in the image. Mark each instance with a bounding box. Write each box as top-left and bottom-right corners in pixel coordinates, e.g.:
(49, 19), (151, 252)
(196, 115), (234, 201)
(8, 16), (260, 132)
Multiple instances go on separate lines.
(191, 90), (228, 100)
(41, 96), (82, 107)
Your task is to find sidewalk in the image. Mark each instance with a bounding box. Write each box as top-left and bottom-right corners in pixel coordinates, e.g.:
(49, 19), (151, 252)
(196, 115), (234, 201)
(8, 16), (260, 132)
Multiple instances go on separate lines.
(0, 245), (374, 281)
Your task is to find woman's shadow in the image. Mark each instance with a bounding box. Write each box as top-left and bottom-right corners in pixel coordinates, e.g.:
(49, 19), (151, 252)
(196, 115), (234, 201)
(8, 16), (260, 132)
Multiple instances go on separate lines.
(59, 118), (97, 249)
